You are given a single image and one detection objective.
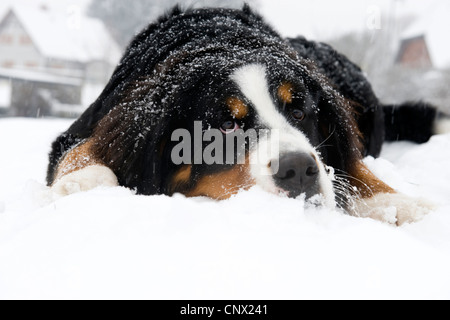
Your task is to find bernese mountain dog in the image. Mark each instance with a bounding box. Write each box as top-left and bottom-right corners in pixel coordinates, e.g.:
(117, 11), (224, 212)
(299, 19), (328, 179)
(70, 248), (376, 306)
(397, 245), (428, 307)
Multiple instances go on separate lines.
(47, 6), (446, 225)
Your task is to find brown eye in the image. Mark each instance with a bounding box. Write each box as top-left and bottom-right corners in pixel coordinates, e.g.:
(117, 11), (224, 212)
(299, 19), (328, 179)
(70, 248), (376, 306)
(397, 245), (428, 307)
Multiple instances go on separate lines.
(220, 120), (239, 134)
(291, 109), (306, 121)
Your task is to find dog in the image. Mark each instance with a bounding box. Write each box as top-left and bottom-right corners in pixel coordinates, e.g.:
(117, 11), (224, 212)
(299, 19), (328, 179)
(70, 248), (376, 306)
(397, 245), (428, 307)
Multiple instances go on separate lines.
(47, 6), (446, 225)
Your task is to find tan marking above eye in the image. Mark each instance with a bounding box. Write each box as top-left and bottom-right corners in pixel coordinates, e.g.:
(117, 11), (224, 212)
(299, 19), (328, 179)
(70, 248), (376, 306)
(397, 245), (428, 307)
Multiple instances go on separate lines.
(226, 97), (248, 120)
(278, 82), (294, 104)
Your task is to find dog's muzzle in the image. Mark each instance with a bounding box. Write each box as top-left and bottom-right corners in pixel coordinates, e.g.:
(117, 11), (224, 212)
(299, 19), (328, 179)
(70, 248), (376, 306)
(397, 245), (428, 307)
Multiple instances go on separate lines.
(272, 152), (320, 199)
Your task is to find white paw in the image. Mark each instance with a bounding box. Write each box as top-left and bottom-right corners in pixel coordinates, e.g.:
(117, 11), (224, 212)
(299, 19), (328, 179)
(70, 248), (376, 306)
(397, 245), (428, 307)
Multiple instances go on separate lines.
(353, 193), (435, 226)
(52, 165), (119, 196)
(434, 117), (450, 135)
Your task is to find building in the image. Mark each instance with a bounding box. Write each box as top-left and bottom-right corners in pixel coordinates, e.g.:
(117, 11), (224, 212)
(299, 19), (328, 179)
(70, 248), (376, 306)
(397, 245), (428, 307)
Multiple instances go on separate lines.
(396, 35), (432, 69)
(396, 3), (450, 70)
(0, 5), (122, 117)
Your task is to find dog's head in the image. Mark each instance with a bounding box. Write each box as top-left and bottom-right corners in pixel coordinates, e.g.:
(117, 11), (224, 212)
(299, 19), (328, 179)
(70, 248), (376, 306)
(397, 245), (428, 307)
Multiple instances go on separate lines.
(166, 60), (363, 206)
(91, 8), (362, 207)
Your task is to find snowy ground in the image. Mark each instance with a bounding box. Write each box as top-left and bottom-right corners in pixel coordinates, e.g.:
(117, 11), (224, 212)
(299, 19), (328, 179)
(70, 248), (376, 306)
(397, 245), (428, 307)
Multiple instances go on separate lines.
(1, 118), (450, 300)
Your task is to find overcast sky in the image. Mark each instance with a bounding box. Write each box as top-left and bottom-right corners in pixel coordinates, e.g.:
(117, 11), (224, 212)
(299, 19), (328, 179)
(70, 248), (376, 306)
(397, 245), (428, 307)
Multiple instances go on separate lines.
(259, 0), (444, 39)
(0, 0), (446, 40)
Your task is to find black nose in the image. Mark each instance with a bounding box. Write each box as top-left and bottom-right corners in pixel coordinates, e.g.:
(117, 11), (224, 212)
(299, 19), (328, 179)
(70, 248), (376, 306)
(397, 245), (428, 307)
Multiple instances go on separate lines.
(272, 152), (320, 199)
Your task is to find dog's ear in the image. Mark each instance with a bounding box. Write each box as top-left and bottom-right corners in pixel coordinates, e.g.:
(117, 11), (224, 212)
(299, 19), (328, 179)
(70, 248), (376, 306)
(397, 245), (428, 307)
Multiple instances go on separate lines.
(88, 87), (170, 195)
(317, 89), (363, 174)
(317, 89), (400, 207)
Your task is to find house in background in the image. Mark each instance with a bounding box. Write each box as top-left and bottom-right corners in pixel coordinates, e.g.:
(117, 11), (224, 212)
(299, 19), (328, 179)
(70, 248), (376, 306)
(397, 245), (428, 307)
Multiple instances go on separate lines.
(0, 5), (122, 117)
(395, 2), (450, 70)
(396, 35), (432, 69)
(0, 77), (11, 115)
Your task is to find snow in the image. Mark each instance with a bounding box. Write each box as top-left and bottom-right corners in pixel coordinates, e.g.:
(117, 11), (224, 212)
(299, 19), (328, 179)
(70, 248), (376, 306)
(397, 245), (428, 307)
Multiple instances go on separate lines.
(1, 118), (450, 299)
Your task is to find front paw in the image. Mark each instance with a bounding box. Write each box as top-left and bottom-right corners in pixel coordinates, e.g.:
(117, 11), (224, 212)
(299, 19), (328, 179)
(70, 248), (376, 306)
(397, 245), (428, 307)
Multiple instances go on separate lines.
(353, 193), (435, 226)
(52, 165), (119, 196)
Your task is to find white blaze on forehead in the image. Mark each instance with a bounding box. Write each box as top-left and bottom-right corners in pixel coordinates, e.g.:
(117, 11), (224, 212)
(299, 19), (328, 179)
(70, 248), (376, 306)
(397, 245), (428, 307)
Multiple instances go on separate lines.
(230, 64), (313, 152)
(230, 64), (285, 130)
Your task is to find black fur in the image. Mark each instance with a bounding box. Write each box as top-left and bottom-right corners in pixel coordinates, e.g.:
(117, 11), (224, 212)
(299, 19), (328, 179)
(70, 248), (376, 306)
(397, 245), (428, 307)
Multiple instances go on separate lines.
(288, 37), (440, 150)
(384, 102), (438, 143)
(288, 37), (385, 158)
(47, 6), (440, 199)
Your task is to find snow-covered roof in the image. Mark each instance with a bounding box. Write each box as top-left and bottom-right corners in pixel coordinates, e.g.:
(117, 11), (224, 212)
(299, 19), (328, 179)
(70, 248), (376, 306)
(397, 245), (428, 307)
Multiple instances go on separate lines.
(401, 2), (450, 69)
(0, 67), (82, 86)
(1, 5), (122, 65)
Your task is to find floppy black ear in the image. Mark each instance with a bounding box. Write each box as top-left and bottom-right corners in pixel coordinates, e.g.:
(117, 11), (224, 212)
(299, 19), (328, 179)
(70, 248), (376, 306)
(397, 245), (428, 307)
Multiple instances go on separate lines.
(87, 89), (172, 195)
(317, 90), (363, 174)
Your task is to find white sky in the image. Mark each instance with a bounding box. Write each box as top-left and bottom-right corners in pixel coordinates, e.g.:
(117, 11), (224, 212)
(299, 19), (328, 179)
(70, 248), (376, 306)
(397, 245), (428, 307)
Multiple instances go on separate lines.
(0, 0), (446, 40)
(258, 0), (444, 39)
(0, 0), (91, 13)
